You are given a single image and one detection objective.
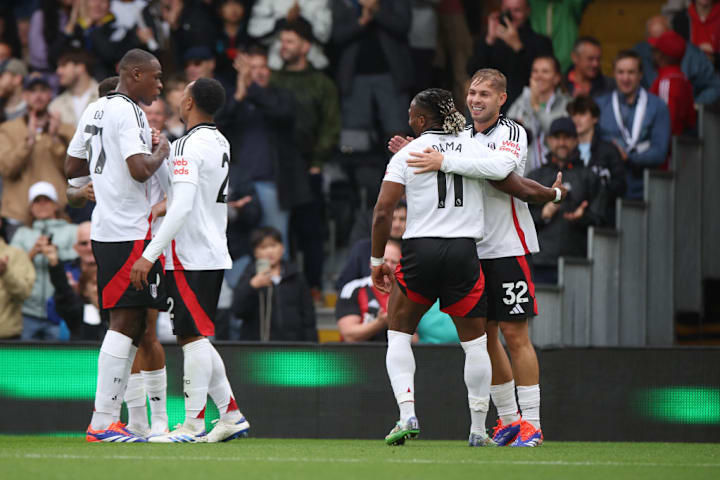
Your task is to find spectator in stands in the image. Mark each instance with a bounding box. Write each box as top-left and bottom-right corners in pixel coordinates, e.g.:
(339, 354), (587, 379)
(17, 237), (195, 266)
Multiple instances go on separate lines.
(162, 75), (187, 140)
(507, 54), (571, 173)
(528, 0), (588, 72)
(248, 0), (331, 71)
(231, 226), (317, 342)
(434, 0), (473, 107)
(10, 182), (78, 341)
(564, 36), (615, 98)
(408, 0), (440, 97)
(568, 95), (626, 226)
(467, 0), (553, 110)
(183, 46), (217, 84)
(48, 221), (105, 340)
(597, 50), (671, 199)
(139, 0), (182, 76)
(110, 0), (146, 30)
(650, 30), (698, 136)
(272, 19), (341, 303)
(335, 201), (406, 291)
(163, 0), (217, 65)
(635, 14), (720, 105)
(332, 0), (414, 140)
(527, 117), (601, 283)
(225, 176), (262, 289)
(141, 97), (179, 143)
(0, 6), (22, 59)
(0, 73), (74, 227)
(672, 0), (720, 67)
(214, 0), (251, 91)
(217, 45), (312, 263)
(49, 49), (98, 127)
(28, 0), (76, 73)
(335, 239), (401, 342)
(0, 58), (28, 122)
(0, 217), (36, 340)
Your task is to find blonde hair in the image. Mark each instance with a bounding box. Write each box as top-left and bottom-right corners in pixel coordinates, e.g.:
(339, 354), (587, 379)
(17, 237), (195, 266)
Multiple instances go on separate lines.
(470, 68), (507, 93)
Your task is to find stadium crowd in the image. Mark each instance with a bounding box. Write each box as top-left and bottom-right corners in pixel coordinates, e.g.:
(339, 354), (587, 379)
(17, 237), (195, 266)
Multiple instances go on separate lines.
(0, 0), (718, 342)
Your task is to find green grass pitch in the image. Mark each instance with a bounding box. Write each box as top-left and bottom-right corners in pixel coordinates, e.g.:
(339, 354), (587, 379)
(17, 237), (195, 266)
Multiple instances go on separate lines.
(0, 436), (718, 480)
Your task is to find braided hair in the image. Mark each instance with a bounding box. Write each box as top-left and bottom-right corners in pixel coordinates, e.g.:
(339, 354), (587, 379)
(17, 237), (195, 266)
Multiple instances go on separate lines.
(412, 88), (466, 135)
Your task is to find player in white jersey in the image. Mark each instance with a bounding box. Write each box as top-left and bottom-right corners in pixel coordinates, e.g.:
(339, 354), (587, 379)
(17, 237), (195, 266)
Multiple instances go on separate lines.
(66, 75), (170, 439)
(399, 69), (558, 447)
(65, 49), (169, 443)
(129, 78), (249, 444)
(373, 88), (535, 448)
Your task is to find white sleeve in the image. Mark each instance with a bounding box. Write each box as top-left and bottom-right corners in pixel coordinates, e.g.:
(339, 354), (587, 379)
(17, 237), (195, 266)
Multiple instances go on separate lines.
(67, 121), (89, 159)
(382, 150), (408, 185)
(171, 142), (200, 185)
(142, 182), (197, 263)
(68, 176), (91, 188)
(117, 104), (151, 161)
(441, 128), (527, 181)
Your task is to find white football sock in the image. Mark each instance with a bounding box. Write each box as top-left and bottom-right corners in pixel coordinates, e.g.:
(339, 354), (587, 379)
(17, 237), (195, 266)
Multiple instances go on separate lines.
(208, 344), (242, 423)
(182, 338), (213, 432)
(386, 330), (416, 422)
(91, 331), (132, 430)
(125, 373), (148, 431)
(490, 380), (521, 424)
(142, 367), (168, 433)
(461, 334), (492, 435)
(517, 385), (541, 429)
(113, 345), (138, 422)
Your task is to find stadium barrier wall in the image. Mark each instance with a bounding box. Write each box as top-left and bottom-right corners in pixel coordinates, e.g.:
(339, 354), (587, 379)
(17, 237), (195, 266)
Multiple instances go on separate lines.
(1, 342), (718, 442)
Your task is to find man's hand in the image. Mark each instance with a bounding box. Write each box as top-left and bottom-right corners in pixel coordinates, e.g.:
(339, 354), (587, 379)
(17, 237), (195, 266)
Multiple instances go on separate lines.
(564, 200), (588, 221)
(151, 128), (160, 148)
(130, 257), (154, 290)
(137, 26), (154, 45)
(485, 11), (500, 45)
(388, 135), (413, 154)
(229, 195), (252, 210)
(153, 133), (170, 158)
(376, 309), (388, 326)
(250, 269), (273, 289)
(82, 181), (95, 202)
(0, 255), (8, 276)
(26, 111), (38, 147)
(407, 147), (444, 173)
(48, 112), (60, 137)
(551, 172), (568, 202)
(29, 235), (49, 259)
(233, 53), (252, 100)
(496, 16), (523, 51)
(371, 263), (393, 294)
(41, 242), (59, 267)
(151, 198), (167, 218)
(541, 202), (559, 221)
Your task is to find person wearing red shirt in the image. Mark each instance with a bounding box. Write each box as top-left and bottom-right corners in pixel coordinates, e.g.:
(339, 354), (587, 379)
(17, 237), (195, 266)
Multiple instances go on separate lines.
(649, 30), (697, 136)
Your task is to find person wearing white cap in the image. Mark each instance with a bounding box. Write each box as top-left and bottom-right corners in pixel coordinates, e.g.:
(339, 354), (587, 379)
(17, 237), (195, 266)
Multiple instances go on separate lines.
(9, 181), (78, 340)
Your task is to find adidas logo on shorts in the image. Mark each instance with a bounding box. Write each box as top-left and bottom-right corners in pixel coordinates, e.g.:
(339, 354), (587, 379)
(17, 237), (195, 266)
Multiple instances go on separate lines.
(509, 304), (525, 315)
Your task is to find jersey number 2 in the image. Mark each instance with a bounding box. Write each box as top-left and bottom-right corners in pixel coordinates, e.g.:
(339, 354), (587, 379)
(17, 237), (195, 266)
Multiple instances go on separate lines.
(216, 153), (230, 203)
(436, 172), (464, 208)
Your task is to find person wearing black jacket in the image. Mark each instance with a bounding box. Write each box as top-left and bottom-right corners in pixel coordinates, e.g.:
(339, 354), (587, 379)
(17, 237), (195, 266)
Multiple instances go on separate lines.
(466, 0), (553, 110)
(527, 117), (602, 284)
(568, 95), (627, 226)
(217, 45), (312, 257)
(231, 227), (317, 342)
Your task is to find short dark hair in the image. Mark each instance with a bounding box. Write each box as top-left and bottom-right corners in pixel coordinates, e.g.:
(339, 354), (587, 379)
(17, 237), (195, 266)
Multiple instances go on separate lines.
(57, 49), (94, 73)
(573, 36), (602, 52)
(244, 44), (268, 58)
(251, 226), (283, 251)
(567, 95), (600, 118)
(279, 18), (314, 42)
(533, 54), (562, 75)
(395, 200), (407, 212)
(614, 49), (643, 72)
(117, 48), (158, 73)
(190, 77), (226, 116)
(98, 76), (119, 97)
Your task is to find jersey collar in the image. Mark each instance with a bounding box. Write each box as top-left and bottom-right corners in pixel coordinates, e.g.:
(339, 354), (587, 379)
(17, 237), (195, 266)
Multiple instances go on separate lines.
(421, 129), (445, 136)
(473, 114), (504, 137)
(106, 91), (139, 106)
(185, 122), (217, 136)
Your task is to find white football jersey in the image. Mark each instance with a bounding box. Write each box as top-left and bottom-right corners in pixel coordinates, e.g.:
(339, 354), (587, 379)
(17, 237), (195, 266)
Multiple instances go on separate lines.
(472, 116), (540, 259)
(67, 93), (154, 242)
(384, 129), (517, 240)
(163, 123), (232, 271)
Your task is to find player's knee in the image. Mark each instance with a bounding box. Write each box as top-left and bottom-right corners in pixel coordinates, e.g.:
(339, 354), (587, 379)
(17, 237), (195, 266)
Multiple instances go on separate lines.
(500, 321), (530, 349)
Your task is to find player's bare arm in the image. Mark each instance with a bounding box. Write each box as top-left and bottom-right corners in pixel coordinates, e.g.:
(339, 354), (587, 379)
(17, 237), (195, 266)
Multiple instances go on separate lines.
(489, 172), (567, 204)
(371, 180), (405, 294)
(65, 154), (90, 179)
(66, 182), (95, 207)
(126, 133), (170, 182)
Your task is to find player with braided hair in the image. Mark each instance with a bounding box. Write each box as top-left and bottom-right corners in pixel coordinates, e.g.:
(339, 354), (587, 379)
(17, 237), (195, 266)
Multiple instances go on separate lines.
(372, 88), (565, 447)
